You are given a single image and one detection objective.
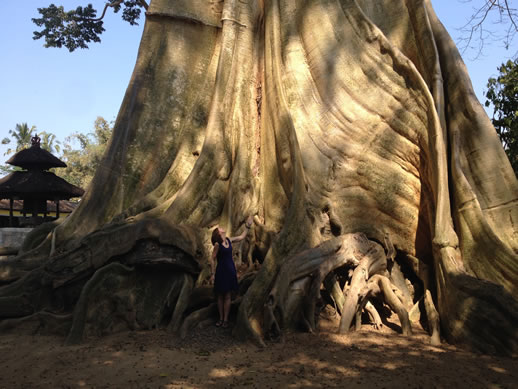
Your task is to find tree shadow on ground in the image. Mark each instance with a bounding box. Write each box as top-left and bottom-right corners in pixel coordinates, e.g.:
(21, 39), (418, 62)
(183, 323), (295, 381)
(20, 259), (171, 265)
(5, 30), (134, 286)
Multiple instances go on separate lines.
(0, 313), (516, 388)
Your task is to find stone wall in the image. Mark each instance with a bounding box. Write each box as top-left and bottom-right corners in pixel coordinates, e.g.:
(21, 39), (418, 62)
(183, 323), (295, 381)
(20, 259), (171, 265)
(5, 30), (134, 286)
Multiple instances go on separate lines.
(0, 227), (33, 250)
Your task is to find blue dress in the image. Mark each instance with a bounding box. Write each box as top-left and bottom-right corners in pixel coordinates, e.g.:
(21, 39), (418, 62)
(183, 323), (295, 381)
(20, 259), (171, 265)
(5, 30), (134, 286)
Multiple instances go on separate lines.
(214, 238), (239, 294)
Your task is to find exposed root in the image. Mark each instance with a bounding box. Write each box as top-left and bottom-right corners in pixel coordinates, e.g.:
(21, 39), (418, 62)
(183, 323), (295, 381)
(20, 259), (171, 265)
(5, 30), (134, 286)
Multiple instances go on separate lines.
(338, 241), (387, 333)
(0, 295), (34, 318)
(263, 233), (402, 338)
(265, 234), (363, 335)
(364, 301), (383, 330)
(65, 263), (135, 345)
(259, 232), (427, 343)
(0, 311), (72, 336)
(264, 294), (283, 340)
(362, 275), (412, 336)
(168, 273), (194, 333)
(180, 303), (218, 339)
(323, 273), (344, 315)
(389, 261), (414, 310)
(424, 289), (441, 345)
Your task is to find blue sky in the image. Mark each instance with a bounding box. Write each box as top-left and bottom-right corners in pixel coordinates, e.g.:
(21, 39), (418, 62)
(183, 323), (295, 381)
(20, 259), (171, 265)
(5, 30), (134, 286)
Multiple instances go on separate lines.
(0, 1), (515, 158)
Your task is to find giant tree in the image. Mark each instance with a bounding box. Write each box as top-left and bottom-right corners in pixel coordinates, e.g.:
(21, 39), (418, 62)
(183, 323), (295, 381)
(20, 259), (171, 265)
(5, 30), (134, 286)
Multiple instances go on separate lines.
(2, 0), (518, 356)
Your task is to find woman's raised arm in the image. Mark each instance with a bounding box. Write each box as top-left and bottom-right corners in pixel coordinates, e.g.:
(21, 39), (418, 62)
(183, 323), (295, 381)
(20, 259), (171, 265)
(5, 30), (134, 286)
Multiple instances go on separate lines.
(230, 216), (253, 243)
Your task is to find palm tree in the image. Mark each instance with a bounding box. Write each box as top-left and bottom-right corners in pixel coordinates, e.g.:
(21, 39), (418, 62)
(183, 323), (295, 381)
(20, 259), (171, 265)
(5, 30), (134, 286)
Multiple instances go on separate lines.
(4, 123), (37, 155)
(39, 131), (61, 154)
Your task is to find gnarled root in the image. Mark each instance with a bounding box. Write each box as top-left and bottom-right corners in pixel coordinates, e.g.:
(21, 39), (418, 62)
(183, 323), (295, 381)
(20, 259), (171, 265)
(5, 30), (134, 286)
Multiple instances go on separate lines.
(0, 219), (208, 344)
(265, 233), (387, 336)
(338, 241), (387, 333)
(65, 261), (197, 344)
(360, 274), (413, 336)
(65, 263), (136, 345)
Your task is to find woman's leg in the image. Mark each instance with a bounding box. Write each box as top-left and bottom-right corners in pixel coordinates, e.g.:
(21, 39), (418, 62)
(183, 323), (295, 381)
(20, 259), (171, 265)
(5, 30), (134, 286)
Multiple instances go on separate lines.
(223, 292), (232, 323)
(217, 294), (224, 322)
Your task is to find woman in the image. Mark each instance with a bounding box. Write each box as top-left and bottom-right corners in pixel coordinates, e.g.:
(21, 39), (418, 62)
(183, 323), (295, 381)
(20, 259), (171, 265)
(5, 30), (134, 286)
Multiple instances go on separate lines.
(210, 217), (252, 328)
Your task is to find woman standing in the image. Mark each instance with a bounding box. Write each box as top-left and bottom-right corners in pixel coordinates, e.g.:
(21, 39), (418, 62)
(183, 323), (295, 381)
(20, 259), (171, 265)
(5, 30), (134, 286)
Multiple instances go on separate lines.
(210, 217), (252, 328)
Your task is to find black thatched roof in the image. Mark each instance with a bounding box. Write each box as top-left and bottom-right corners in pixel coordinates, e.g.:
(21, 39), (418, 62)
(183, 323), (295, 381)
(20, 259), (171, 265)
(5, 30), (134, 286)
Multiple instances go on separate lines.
(0, 170), (84, 199)
(6, 144), (67, 170)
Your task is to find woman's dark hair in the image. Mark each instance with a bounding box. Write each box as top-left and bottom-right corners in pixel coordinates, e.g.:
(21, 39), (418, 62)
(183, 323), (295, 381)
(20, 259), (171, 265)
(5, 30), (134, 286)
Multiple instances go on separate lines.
(211, 228), (223, 245)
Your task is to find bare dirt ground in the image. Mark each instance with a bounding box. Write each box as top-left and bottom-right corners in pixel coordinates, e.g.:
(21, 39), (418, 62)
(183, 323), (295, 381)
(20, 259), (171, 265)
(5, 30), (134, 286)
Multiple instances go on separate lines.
(1, 310), (517, 389)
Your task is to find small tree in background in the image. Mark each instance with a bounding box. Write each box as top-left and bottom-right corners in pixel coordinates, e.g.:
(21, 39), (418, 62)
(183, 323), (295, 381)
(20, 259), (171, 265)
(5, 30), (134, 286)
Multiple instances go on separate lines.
(486, 59), (518, 175)
(59, 116), (112, 190)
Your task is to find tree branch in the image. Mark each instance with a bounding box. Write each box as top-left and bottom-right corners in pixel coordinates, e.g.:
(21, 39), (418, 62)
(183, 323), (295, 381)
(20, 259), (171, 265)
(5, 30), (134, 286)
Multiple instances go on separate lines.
(138, 0), (149, 10)
(89, 0), (124, 22)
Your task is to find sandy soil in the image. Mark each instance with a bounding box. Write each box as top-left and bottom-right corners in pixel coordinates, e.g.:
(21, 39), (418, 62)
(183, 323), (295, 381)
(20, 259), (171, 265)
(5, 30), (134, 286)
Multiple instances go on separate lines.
(1, 309), (517, 389)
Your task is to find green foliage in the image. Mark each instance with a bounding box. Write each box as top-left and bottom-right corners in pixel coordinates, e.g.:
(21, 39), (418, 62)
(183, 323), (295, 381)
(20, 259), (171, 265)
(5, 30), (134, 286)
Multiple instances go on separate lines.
(0, 164), (16, 176)
(0, 118), (112, 185)
(39, 131), (61, 154)
(32, 4), (104, 51)
(59, 116), (113, 189)
(485, 59), (518, 175)
(3, 123), (37, 156)
(1, 123), (64, 174)
(32, 1), (145, 52)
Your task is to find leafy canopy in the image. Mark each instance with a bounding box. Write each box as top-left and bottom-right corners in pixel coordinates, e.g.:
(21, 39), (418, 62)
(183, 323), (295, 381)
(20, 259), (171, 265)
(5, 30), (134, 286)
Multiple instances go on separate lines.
(32, 1), (147, 52)
(486, 59), (518, 175)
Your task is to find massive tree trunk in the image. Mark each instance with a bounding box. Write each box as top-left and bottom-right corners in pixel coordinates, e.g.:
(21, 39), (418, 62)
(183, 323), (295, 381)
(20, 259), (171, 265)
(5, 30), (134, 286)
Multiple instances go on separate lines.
(1, 0), (518, 356)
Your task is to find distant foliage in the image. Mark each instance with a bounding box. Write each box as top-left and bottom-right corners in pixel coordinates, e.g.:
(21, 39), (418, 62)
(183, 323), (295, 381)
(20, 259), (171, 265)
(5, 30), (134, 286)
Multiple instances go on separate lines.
(2, 123), (37, 155)
(1, 123), (34, 174)
(39, 131), (61, 154)
(1, 123), (63, 174)
(0, 118), (113, 186)
(59, 117), (113, 190)
(32, 1), (146, 52)
(486, 59), (518, 175)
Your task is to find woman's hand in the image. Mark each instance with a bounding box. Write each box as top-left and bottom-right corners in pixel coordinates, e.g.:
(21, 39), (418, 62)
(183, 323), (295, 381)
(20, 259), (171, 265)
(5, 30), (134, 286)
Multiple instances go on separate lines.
(245, 215), (253, 229)
(230, 215), (254, 242)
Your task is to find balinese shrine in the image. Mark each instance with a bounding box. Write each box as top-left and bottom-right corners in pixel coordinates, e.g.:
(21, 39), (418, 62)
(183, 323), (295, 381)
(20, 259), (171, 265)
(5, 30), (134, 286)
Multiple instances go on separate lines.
(0, 135), (84, 228)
